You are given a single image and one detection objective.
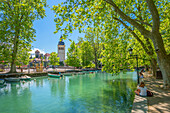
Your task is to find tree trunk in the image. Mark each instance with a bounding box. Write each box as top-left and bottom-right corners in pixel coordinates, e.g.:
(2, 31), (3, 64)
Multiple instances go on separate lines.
(145, 65), (149, 71)
(105, 0), (170, 88)
(150, 58), (157, 77)
(10, 63), (17, 73)
(94, 50), (98, 69)
(156, 55), (170, 88)
(151, 32), (170, 88)
(9, 36), (18, 73)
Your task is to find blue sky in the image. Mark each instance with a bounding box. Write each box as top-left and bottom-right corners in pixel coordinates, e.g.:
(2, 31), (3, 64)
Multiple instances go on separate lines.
(32, 0), (85, 54)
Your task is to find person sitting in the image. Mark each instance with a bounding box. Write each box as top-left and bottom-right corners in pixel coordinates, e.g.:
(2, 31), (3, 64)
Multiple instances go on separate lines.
(135, 81), (147, 96)
(139, 72), (144, 78)
(141, 68), (144, 72)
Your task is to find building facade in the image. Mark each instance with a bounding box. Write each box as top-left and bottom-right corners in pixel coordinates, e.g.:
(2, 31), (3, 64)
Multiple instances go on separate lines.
(58, 36), (65, 63)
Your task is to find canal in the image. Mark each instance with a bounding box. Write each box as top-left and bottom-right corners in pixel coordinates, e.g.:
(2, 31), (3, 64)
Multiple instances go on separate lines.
(0, 72), (137, 113)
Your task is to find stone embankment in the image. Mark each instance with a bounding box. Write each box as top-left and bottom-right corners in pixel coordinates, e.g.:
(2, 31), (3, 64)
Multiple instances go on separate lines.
(132, 72), (170, 113)
(0, 72), (48, 78)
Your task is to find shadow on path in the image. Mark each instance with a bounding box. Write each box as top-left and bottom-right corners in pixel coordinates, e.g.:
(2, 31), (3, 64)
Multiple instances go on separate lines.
(143, 72), (170, 113)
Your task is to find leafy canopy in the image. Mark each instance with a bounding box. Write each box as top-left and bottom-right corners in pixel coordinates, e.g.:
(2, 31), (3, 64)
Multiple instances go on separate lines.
(65, 41), (81, 67)
(49, 52), (60, 67)
(0, 0), (47, 71)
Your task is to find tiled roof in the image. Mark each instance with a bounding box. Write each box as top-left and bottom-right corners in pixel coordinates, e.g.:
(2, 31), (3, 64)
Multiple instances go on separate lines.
(44, 53), (50, 56)
(35, 50), (40, 53)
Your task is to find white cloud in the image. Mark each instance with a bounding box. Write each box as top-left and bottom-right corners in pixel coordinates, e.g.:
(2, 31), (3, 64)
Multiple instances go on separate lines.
(29, 48), (46, 55)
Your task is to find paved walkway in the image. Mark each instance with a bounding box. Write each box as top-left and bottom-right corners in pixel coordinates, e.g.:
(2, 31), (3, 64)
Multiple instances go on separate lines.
(132, 94), (148, 113)
(132, 72), (170, 113)
(143, 72), (170, 113)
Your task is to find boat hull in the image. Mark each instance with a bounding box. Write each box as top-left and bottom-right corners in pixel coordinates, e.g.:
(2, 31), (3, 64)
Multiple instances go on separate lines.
(19, 76), (31, 80)
(20, 78), (31, 80)
(5, 78), (20, 82)
(48, 74), (61, 78)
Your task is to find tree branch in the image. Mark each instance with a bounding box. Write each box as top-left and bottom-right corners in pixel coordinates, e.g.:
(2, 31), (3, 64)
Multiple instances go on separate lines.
(136, 3), (154, 56)
(133, 19), (152, 27)
(144, 36), (154, 55)
(145, 0), (160, 31)
(6, 1), (11, 10)
(103, 0), (151, 38)
(111, 16), (152, 55)
(20, 15), (23, 23)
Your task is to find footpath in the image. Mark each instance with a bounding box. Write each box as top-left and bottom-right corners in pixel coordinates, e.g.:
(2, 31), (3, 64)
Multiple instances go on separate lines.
(132, 72), (170, 113)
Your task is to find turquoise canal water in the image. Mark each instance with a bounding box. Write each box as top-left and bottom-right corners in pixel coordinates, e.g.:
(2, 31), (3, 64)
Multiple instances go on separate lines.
(0, 72), (137, 113)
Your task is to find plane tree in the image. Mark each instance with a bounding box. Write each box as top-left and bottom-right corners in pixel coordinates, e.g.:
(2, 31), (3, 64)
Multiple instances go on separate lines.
(65, 41), (81, 68)
(83, 27), (102, 69)
(53, 0), (170, 88)
(16, 48), (30, 67)
(49, 52), (60, 69)
(0, 0), (47, 73)
(79, 41), (94, 68)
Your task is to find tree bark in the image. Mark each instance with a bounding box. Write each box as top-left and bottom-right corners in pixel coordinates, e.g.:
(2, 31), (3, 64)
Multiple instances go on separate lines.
(105, 0), (170, 88)
(94, 49), (98, 69)
(145, 65), (149, 71)
(9, 35), (18, 73)
(145, 0), (170, 88)
(10, 63), (17, 73)
(8, 3), (21, 73)
(150, 58), (157, 77)
(157, 57), (170, 88)
(151, 33), (170, 88)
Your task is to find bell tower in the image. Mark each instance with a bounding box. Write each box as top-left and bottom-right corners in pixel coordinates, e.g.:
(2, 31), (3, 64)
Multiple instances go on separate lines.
(58, 36), (65, 63)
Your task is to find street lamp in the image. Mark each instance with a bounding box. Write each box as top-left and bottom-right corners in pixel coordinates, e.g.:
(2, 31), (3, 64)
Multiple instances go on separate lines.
(33, 60), (36, 72)
(28, 61), (30, 74)
(128, 47), (139, 84)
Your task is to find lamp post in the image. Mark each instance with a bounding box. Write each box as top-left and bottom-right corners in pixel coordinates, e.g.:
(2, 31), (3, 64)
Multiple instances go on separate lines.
(33, 60), (36, 72)
(28, 61), (30, 74)
(128, 47), (139, 84)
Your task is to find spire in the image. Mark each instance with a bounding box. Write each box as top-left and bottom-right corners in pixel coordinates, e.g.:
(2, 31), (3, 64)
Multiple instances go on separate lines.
(60, 35), (63, 42)
(58, 35), (64, 45)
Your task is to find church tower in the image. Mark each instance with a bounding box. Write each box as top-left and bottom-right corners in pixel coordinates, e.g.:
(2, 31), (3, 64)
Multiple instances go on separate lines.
(58, 36), (65, 64)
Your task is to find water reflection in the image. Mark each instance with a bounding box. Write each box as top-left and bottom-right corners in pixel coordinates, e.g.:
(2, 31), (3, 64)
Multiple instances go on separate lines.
(35, 77), (45, 87)
(101, 78), (136, 112)
(0, 72), (136, 113)
(0, 81), (32, 113)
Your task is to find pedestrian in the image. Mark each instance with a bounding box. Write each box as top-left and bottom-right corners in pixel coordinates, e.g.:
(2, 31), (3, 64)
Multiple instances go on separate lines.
(135, 81), (147, 96)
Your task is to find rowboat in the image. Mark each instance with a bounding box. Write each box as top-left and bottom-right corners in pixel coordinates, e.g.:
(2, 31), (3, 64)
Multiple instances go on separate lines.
(19, 75), (31, 80)
(48, 73), (61, 78)
(5, 77), (20, 82)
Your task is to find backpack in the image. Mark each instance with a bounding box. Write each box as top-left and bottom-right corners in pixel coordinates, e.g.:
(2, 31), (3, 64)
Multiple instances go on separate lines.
(147, 90), (153, 97)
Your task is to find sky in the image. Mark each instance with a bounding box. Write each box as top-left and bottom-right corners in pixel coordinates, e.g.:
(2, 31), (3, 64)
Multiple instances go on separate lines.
(32, 0), (85, 54)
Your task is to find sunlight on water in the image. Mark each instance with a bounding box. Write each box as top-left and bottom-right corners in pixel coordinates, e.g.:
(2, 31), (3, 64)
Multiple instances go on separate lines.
(0, 72), (137, 113)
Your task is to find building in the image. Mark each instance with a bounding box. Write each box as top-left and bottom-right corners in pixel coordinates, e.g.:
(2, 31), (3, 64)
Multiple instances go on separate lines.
(28, 48), (46, 67)
(58, 36), (65, 65)
(44, 53), (50, 61)
(29, 48), (45, 59)
(44, 53), (51, 68)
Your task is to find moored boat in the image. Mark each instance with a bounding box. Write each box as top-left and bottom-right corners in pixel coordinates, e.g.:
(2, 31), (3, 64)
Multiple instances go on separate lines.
(48, 73), (61, 78)
(5, 77), (20, 82)
(19, 75), (31, 80)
